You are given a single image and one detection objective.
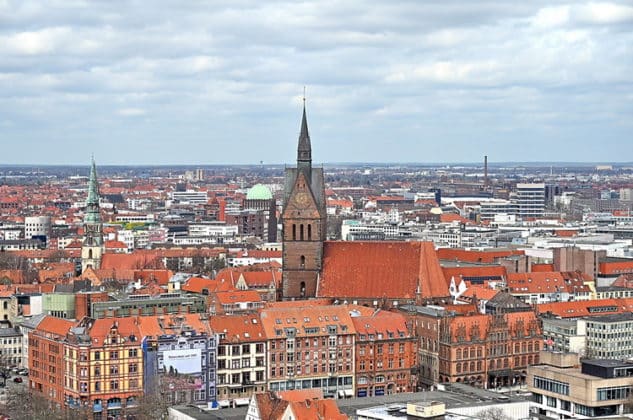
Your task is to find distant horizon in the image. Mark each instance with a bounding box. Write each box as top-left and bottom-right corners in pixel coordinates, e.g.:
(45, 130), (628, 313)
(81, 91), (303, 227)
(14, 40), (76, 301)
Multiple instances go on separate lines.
(1, 160), (632, 168)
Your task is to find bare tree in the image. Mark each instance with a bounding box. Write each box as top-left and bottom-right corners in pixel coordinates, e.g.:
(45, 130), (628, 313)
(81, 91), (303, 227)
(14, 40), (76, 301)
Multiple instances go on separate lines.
(132, 389), (170, 420)
(476, 407), (512, 420)
(1, 385), (66, 420)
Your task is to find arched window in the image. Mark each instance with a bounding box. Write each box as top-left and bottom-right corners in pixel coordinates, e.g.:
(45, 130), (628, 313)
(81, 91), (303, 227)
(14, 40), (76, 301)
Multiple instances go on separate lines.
(300, 224), (304, 241)
(307, 224), (312, 240)
(88, 249), (93, 259)
(292, 224), (296, 240)
(300, 282), (306, 298)
(300, 255), (306, 268)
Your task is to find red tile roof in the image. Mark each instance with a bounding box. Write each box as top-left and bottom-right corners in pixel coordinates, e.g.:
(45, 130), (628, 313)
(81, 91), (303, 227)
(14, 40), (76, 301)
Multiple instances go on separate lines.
(461, 286), (499, 301)
(100, 252), (164, 270)
(209, 314), (265, 343)
(260, 305), (355, 339)
(214, 290), (262, 304)
(531, 263), (555, 272)
(507, 271), (591, 295)
(600, 260), (633, 275)
(442, 265), (507, 281)
(437, 248), (524, 263)
(351, 309), (411, 337)
(0, 270), (24, 284)
(537, 298), (633, 318)
(35, 316), (75, 337)
(182, 276), (235, 294)
(319, 241), (449, 300)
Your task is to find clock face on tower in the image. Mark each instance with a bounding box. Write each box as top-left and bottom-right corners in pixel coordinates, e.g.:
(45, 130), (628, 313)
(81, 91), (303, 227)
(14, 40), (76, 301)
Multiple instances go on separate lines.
(295, 192), (310, 208)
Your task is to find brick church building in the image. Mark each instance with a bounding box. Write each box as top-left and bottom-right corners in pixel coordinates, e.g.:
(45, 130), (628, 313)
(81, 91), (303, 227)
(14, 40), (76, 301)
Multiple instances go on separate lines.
(281, 105), (450, 306)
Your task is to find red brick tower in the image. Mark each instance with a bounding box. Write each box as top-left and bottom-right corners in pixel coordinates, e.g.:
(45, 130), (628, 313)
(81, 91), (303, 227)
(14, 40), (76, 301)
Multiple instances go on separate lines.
(281, 103), (326, 299)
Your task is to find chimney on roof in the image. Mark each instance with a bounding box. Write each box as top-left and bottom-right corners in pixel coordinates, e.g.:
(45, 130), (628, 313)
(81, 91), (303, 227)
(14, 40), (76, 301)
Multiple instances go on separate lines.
(484, 155), (488, 189)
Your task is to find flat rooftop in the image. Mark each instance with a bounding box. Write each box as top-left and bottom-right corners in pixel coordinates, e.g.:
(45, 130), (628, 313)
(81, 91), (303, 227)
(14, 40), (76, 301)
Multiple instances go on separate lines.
(168, 384), (530, 420)
(583, 359), (633, 369)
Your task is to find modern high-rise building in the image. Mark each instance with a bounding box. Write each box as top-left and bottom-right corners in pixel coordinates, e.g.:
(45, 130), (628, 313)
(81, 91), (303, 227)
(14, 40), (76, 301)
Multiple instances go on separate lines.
(281, 104), (326, 299)
(513, 183), (546, 218)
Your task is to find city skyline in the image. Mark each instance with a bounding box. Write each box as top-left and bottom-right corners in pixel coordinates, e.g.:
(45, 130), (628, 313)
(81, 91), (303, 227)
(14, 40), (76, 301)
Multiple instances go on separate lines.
(1, 1), (633, 165)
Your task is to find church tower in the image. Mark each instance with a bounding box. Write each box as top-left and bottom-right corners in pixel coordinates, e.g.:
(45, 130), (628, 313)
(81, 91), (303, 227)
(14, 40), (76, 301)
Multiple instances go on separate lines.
(281, 103), (326, 299)
(81, 158), (104, 272)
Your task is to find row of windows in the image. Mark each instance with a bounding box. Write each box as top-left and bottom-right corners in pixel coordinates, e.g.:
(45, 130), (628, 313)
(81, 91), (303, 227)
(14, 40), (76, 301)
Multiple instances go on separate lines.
(270, 336), (352, 349)
(218, 344), (265, 356)
(271, 362), (352, 377)
(597, 385), (632, 401)
(533, 376), (569, 395)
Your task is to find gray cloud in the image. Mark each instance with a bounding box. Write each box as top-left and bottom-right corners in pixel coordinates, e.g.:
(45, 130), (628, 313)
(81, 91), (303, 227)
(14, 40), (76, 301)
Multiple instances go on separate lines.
(0, 0), (632, 164)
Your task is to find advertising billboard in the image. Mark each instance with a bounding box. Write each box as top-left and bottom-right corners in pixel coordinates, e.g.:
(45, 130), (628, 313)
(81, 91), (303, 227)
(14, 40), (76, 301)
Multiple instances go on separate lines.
(162, 348), (202, 375)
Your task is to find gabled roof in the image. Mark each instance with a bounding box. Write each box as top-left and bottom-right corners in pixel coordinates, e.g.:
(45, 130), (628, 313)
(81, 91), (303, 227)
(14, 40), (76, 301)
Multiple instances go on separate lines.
(209, 314), (265, 343)
(136, 313), (212, 339)
(351, 309), (411, 337)
(260, 305), (355, 339)
(254, 393), (289, 420)
(214, 289), (262, 304)
(507, 271), (592, 295)
(182, 276), (235, 294)
(319, 241), (449, 300)
(35, 316), (75, 337)
(0, 270), (24, 284)
(288, 398), (347, 420)
(100, 252), (164, 270)
(461, 285), (499, 301)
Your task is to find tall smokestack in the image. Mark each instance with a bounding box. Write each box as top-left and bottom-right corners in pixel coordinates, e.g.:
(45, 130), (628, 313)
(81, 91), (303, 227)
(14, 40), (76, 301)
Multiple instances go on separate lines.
(484, 155), (488, 189)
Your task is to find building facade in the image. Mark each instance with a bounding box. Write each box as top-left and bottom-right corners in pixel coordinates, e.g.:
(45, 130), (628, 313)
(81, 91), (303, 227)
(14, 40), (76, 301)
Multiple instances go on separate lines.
(529, 352), (633, 418)
(260, 305), (355, 397)
(210, 314), (267, 407)
(352, 309), (417, 397)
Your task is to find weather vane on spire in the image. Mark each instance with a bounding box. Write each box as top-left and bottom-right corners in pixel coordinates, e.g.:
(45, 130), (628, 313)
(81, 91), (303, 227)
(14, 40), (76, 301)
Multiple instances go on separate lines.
(303, 86), (306, 104)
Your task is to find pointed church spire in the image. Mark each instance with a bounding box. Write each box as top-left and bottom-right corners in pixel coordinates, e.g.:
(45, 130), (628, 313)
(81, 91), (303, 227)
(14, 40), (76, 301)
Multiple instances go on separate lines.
(82, 156), (104, 272)
(87, 156), (100, 206)
(297, 98), (312, 176)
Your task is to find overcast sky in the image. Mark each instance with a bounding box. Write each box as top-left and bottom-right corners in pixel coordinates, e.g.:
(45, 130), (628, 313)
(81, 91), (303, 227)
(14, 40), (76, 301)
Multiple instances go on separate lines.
(1, 1), (632, 165)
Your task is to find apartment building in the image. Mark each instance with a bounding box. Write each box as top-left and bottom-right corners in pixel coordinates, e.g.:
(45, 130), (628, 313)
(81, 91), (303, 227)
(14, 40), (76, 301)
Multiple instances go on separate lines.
(351, 309), (417, 397)
(0, 327), (23, 368)
(29, 316), (76, 408)
(260, 305), (355, 397)
(210, 314), (267, 407)
(63, 318), (144, 419)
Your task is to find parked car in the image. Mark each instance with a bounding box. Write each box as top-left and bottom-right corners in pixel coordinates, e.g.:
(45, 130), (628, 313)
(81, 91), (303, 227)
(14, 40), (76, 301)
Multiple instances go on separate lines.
(17, 369), (28, 376)
(13, 377), (22, 383)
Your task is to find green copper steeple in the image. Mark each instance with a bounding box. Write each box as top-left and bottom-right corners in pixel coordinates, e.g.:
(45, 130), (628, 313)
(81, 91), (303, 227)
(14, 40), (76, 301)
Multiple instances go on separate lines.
(87, 157), (100, 206)
(83, 157), (102, 244)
